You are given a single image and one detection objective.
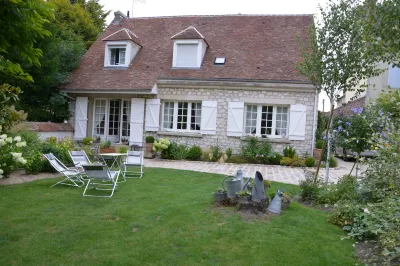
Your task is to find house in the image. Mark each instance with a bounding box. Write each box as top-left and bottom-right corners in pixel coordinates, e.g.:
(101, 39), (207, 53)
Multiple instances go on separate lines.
(336, 62), (400, 108)
(14, 122), (74, 140)
(63, 12), (318, 155)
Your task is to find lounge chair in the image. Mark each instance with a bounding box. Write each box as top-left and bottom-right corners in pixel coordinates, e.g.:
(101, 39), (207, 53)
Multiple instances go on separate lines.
(43, 153), (85, 188)
(81, 164), (120, 198)
(68, 150), (92, 178)
(122, 151), (144, 178)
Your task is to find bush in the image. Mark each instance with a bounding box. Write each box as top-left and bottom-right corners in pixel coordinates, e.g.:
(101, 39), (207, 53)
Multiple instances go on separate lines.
(291, 157), (306, 167)
(329, 155), (338, 167)
(299, 175), (320, 201)
(240, 137), (272, 163)
(328, 200), (360, 227)
(171, 144), (189, 160)
(268, 152), (282, 165)
(305, 157), (315, 167)
(161, 141), (176, 159)
(315, 139), (324, 149)
(280, 157), (292, 166)
(283, 146), (296, 158)
(145, 136), (155, 143)
(211, 145), (223, 162)
(119, 146), (128, 154)
(24, 152), (44, 174)
(82, 137), (93, 145)
(226, 155), (249, 164)
(225, 148), (232, 160)
(187, 145), (202, 161)
(18, 131), (42, 157)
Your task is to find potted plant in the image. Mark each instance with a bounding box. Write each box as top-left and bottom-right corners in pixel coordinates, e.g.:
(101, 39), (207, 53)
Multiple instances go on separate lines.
(213, 188), (227, 202)
(281, 192), (291, 210)
(92, 136), (101, 143)
(121, 137), (129, 145)
(145, 136), (155, 152)
(236, 190), (251, 203)
(100, 140), (116, 153)
(313, 139), (324, 161)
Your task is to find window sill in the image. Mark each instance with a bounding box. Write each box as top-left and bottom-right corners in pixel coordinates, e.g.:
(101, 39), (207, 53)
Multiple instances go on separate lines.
(103, 66), (128, 69)
(240, 136), (291, 144)
(157, 131), (203, 138)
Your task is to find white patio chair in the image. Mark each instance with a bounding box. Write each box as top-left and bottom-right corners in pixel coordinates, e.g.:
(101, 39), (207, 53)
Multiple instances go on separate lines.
(43, 153), (85, 188)
(68, 150), (91, 178)
(81, 164), (120, 198)
(123, 151), (144, 178)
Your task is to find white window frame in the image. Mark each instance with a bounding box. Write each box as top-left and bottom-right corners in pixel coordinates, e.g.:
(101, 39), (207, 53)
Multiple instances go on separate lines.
(161, 101), (202, 132)
(243, 104), (289, 139)
(104, 41), (129, 68)
(172, 40), (201, 68)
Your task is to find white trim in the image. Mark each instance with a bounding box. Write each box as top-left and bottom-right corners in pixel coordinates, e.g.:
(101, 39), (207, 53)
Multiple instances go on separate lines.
(170, 26), (205, 39)
(161, 100), (202, 133)
(172, 40), (200, 68)
(104, 41), (129, 68)
(102, 28), (139, 41)
(92, 98), (108, 140)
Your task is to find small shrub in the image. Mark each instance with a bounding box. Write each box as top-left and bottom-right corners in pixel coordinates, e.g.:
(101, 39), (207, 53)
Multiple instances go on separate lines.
(119, 146), (128, 153)
(240, 137), (259, 161)
(328, 200), (360, 227)
(211, 145), (223, 162)
(82, 137), (93, 145)
(100, 140), (111, 148)
(329, 155), (338, 167)
(226, 155), (249, 164)
(305, 157), (315, 167)
(299, 175), (321, 201)
(171, 144), (189, 160)
(280, 157), (293, 166)
(19, 131), (42, 157)
(268, 152), (282, 165)
(225, 148), (232, 160)
(187, 145), (202, 161)
(283, 146), (296, 158)
(291, 157), (306, 167)
(24, 152), (44, 174)
(315, 139), (324, 149)
(161, 141), (176, 159)
(145, 136), (155, 143)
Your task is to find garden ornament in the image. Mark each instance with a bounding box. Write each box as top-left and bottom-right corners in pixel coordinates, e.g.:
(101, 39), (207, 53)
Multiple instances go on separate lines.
(235, 169), (245, 188)
(268, 190), (283, 215)
(222, 175), (243, 198)
(251, 171), (266, 201)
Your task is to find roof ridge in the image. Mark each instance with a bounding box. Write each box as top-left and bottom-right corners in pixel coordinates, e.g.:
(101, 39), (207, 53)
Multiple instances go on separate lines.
(125, 14), (313, 19)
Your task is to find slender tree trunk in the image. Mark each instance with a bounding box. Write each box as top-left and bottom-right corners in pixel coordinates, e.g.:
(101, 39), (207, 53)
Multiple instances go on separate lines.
(314, 102), (335, 183)
(325, 127), (331, 183)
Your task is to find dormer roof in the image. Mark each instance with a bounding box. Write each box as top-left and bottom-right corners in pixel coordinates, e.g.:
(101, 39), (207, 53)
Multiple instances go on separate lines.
(171, 26), (205, 40)
(102, 28), (142, 47)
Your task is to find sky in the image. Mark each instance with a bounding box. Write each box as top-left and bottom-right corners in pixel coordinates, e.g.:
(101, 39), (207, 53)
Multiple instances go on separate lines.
(99, 0), (330, 111)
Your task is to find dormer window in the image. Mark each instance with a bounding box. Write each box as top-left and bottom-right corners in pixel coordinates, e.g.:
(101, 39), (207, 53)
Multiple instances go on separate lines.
(171, 26), (208, 69)
(109, 47), (126, 66)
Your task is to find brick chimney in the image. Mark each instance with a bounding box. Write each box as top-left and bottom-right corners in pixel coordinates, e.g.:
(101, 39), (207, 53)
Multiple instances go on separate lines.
(112, 11), (127, 25)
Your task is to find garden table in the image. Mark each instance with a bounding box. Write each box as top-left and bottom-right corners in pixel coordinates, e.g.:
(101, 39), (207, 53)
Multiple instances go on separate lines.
(98, 153), (126, 182)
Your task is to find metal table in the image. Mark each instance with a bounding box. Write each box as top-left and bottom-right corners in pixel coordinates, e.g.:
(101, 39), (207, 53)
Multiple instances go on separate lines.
(98, 153), (127, 182)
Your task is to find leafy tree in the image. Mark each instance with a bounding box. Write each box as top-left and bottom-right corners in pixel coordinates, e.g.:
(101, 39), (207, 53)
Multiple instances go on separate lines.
(298, 0), (381, 182)
(75, 0), (111, 32)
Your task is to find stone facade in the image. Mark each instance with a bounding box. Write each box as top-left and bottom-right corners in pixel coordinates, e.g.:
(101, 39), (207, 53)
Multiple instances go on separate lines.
(146, 86), (317, 156)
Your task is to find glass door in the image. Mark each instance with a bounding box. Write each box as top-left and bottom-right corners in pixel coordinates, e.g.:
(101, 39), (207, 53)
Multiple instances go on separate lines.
(120, 100), (131, 143)
(93, 99), (107, 140)
(108, 100), (121, 142)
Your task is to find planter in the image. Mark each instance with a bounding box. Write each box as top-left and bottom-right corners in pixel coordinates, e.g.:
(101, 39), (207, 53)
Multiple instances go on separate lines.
(313, 148), (322, 161)
(214, 192), (228, 202)
(100, 147), (116, 153)
(146, 143), (153, 153)
(281, 200), (291, 210)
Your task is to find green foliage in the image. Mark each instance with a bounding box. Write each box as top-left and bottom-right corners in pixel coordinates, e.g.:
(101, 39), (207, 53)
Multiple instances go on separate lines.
(280, 157), (293, 166)
(280, 156), (305, 167)
(187, 145), (202, 161)
(100, 140), (111, 148)
(225, 148), (232, 160)
(145, 136), (155, 143)
(268, 152), (282, 165)
(18, 130), (43, 157)
(328, 200), (360, 227)
(236, 190), (251, 196)
(299, 175), (321, 201)
(317, 175), (358, 205)
(210, 145), (223, 162)
(329, 156), (338, 168)
(316, 139), (324, 149)
(0, 84), (27, 131)
(283, 146), (296, 158)
(119, 146), (128, 154)
(316, 111), (328, 141)
(240, 137), (272, 163)
(171, 144), (189, 160)
(24, 152), (45, 174)
(226, 155), (248, 164)
(82, 137), (93, 145)
(304, 157), (315, 167)
(0, 131), (27, 177)
(153, 138), (170, 153)
(160, 141), (175, 159)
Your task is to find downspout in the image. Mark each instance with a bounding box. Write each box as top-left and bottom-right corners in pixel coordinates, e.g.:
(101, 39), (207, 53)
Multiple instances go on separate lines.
(311, 89), (318, 154)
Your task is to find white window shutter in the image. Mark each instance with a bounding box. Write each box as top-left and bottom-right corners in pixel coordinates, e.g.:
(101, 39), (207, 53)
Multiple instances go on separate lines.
(130, 98), (145, 146)
(176, 44), (198, 67)
(288, 104), (307, 140)
(227, 102), (244, 137)
(201, 101), (217, 135)
(145, 99), (161, 132)
(74, 97), (88, 140)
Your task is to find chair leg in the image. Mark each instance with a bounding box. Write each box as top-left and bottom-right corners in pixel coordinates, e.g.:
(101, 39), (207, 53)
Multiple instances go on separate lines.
(51, 175), (85, 188)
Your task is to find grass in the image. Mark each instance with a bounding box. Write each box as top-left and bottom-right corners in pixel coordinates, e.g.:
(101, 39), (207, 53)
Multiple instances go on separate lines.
(0, 168), (356, 265)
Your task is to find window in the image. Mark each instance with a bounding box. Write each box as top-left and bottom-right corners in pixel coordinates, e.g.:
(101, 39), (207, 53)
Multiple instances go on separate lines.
(244, 105), (288, 137)
(121, 100), (131, 137)
(109, 47), (126, 66)
(175, 43), (198, 68)
(94, 100), (107, 136)
(162, 101), (202, 131)
(214, 57), (226, 65)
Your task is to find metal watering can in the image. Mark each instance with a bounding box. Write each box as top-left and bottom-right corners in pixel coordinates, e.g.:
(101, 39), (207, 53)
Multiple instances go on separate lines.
(222, 170), (247, 198)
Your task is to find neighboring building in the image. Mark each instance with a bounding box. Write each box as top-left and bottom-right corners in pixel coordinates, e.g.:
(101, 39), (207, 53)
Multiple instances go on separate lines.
(23, 122), (74, 140)
(63, 12), (318, 155)
(336, 62), (400, 108)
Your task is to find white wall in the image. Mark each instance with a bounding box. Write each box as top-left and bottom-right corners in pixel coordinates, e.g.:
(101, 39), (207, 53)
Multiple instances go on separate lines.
(38, 132), (74, 141)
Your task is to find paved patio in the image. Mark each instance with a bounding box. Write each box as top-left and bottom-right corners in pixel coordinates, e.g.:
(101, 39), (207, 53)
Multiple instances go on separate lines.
(145, 158), (360, 185)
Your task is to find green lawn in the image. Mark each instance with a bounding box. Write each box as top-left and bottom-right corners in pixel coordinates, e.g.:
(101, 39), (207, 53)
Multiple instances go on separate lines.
(0, 168), (356, 265)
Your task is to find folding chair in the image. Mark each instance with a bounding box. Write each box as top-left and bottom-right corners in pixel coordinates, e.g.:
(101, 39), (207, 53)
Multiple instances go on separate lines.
(69, 150), (91, 178)
(43, 153), (85, 188)
(81, 164), (120, 198)
(123, 151), (144, 178)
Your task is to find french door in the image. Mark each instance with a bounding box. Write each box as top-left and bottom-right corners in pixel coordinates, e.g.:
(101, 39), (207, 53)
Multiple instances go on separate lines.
(93, 99), (131, 142)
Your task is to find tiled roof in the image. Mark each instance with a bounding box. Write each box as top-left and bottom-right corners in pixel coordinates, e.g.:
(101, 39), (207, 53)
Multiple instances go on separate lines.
(64, 14), (313, 91)
(102, 28), (142, 46)
(325, 97), (366, 117)
(25, 122), (74, 132)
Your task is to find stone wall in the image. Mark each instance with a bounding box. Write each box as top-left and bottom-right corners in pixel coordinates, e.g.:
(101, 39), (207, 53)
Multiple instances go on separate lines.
(146, 87), (317, 156)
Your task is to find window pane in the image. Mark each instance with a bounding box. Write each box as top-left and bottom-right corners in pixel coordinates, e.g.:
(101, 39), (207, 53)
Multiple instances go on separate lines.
(261, 105), (273, 136)
(94, 100), (107, 137)
(190, 102), (201, 131)
(276, 106), (289, 136)
(163, 102), (174, 129)
(177, 102), (188, 130)
(119, 49), (126, 65)
(245, 105), (257, 134)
